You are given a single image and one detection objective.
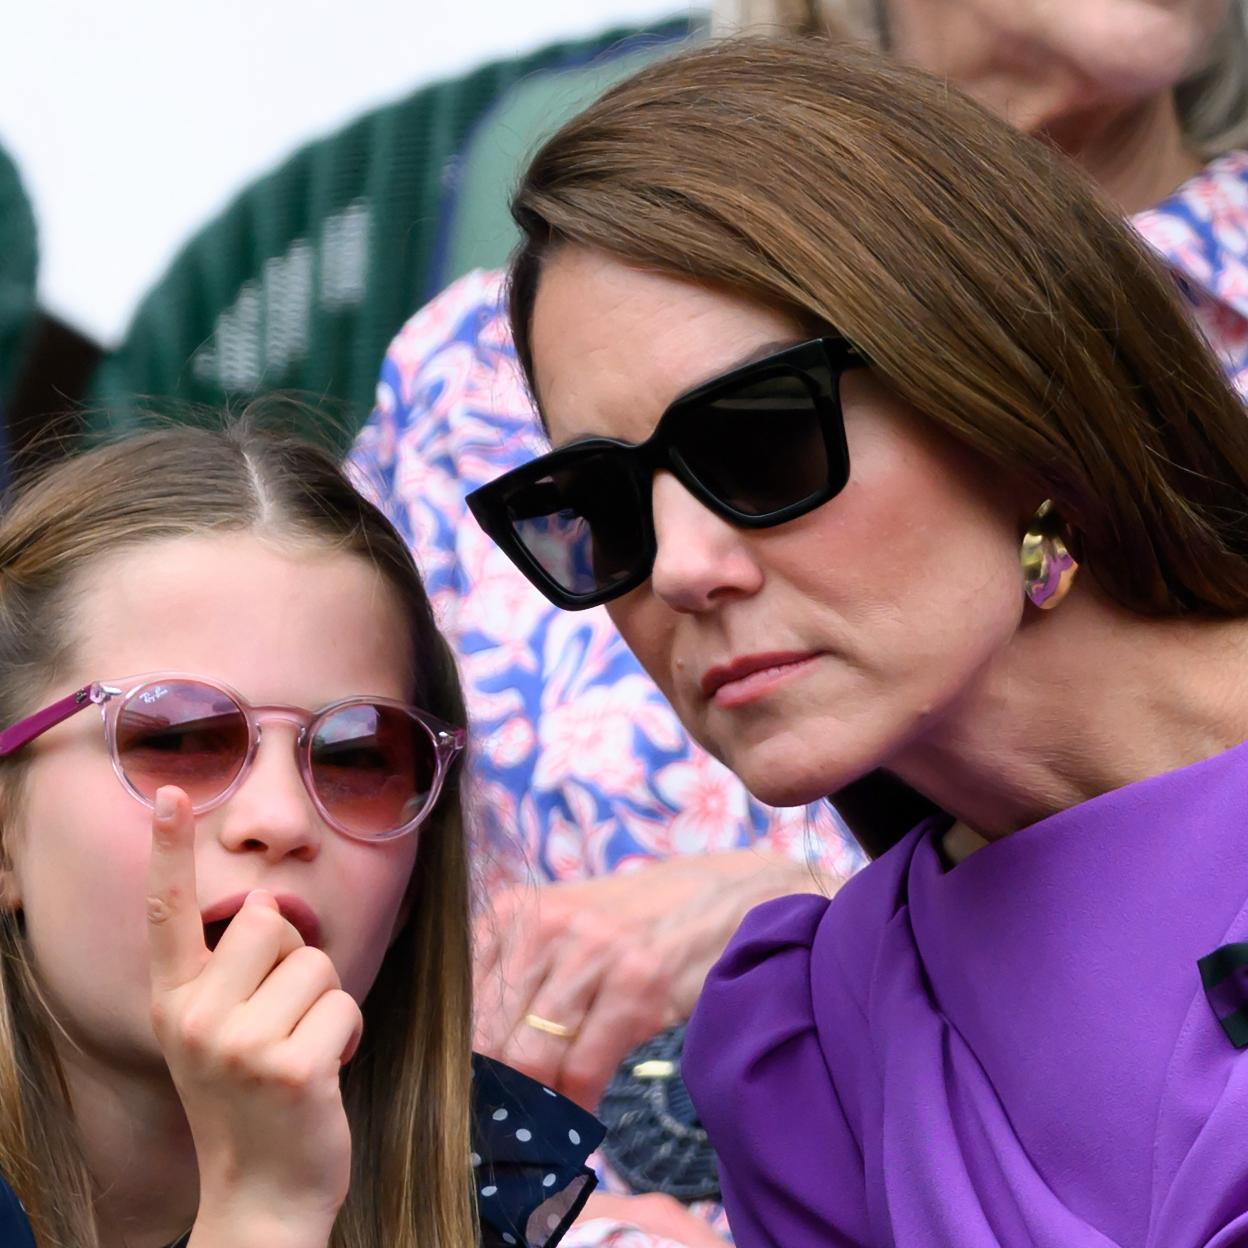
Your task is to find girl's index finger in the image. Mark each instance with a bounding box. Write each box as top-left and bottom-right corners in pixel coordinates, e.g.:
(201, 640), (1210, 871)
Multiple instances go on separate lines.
(147, 785), (208, 992)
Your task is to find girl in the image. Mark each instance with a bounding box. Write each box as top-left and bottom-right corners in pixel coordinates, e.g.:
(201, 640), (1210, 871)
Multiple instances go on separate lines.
(0, 418), (600, 1247)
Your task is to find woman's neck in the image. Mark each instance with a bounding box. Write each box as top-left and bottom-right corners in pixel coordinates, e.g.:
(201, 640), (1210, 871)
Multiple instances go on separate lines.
(891, 589), (1248, 845)
(57, 1039), (198, 1248)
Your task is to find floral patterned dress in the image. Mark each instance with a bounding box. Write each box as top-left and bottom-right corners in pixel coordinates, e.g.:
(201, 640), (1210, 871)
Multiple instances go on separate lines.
(1133, 150), (1248, 398)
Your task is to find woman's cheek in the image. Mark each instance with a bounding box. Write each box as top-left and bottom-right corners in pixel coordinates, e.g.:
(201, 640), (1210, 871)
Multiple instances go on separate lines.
(606, 595), (675, 690)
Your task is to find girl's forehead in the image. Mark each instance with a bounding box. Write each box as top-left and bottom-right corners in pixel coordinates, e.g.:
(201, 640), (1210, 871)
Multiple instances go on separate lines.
(66, 532), (414, 703)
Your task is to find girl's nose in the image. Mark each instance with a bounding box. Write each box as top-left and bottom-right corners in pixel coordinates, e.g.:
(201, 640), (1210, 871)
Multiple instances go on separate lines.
(215, 728), (322, 862)
(649, 471), (764, 613)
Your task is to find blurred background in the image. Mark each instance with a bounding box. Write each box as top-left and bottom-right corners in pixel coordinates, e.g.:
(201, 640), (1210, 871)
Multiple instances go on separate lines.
(0, 0), (697, 475)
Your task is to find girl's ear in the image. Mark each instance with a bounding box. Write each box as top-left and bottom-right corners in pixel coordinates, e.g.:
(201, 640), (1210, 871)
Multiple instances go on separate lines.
(0, 812), (22, 914)
(0, 866), (20, 913)
(0, 841), (21, 914)
(0, 778), (22, 913)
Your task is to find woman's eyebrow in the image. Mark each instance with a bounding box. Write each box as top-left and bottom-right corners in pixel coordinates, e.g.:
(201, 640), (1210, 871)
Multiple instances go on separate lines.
(539, 336), (806, 446)
(682, 338), (805, 392)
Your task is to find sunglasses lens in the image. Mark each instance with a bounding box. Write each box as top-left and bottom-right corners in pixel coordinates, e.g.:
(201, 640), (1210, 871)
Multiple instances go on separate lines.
(504, 451), (647, 598)
(674, 371), (830, 517)
(309, 704), (438, 838)
(116, 680), (249, 806)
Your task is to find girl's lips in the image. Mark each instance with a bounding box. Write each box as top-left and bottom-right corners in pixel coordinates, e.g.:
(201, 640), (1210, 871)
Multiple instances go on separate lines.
(200, 892), (323, 950)
(702, 652), (822, 708)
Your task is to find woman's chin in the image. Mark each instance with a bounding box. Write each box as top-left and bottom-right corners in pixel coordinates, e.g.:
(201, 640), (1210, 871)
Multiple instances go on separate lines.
(700, 712), (901, 809)
(729, 754), (851, 810)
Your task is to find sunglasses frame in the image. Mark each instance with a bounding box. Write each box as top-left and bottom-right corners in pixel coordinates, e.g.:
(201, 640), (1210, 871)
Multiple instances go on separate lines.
(0, 673), (467, 842)
(466, 336), (864, 610)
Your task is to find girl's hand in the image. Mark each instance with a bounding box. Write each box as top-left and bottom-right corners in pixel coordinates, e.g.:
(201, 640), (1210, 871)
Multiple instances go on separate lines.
(147, 786), (362, 1247)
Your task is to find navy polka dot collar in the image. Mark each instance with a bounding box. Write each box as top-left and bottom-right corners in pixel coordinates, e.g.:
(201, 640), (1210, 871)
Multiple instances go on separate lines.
(471, 1053), (604, 1247)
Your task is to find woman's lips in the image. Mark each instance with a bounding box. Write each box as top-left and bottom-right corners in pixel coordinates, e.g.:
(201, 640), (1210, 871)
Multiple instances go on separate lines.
(200, 892), (323, 950)
(700, 651), (822, 708)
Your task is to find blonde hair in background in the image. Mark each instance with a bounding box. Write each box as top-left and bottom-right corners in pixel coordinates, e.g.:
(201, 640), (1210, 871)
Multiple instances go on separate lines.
(1178, 0), (1248, 153)
(0, 418), (476, 1247)
(712, 0), (1248, 153)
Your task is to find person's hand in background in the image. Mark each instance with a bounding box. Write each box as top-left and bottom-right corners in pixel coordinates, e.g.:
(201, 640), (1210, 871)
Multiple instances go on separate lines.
(473, 849), (832, 1109)
(569, 1193), (728, 1248)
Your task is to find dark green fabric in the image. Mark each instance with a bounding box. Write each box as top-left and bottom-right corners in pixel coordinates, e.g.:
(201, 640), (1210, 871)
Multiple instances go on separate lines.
(88, 18), (693, 451)
(439, 31), (698, 288)
(0, 143), (38, 408)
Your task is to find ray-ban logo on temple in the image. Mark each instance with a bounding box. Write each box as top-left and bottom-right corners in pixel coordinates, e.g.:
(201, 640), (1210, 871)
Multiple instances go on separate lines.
(465, 338), (864, 610)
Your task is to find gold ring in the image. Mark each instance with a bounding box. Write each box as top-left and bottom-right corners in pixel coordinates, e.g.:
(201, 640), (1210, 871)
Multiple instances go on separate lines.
(524, 1012), (578, 1039)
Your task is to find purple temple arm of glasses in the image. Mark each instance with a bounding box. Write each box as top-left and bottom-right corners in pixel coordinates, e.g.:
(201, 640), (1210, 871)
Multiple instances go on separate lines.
(0, 685), (99, 758)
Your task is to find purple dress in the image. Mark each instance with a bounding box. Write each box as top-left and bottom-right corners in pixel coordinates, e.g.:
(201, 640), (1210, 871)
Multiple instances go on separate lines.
(684, 740), (1248, 1246)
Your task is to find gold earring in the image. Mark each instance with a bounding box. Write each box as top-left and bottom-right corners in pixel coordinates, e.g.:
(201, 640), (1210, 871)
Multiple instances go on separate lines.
(1020, 500), (1078, 610)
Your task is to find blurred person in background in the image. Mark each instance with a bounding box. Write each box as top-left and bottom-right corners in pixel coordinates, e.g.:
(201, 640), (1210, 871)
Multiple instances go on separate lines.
(348, 2), (1248, 1244)
(730, 0), (1248, 389)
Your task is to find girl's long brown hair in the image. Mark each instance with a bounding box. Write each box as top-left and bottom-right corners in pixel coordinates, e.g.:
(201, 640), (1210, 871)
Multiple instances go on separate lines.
(0, 418), (476, 1246)
(508, 37), (1248, 619)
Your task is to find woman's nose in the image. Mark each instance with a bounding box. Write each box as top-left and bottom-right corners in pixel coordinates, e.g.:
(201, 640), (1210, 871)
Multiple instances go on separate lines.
(649, 471), (764, 612)
(215, 728), (322, 862)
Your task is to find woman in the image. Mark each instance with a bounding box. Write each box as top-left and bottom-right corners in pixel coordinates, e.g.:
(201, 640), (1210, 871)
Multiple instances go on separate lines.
(465, 38), (1248, 1246)
(351, 0), (1248, 1153)
(352, 1), (1248, 1240)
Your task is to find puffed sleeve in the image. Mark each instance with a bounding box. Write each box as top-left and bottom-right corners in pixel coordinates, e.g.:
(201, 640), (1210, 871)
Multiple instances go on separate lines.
(682, 893), (873, 1248)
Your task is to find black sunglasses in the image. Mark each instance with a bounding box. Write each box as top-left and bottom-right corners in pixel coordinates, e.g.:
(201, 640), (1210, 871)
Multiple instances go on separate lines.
(465, 337), (865, 610)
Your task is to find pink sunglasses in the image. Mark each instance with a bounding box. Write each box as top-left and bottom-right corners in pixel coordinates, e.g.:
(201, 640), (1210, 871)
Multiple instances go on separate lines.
(0, 674), (467, 842)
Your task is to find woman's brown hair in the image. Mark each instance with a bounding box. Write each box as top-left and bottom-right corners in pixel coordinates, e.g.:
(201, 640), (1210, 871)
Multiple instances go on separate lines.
(508, 36), (1248, 618)
(0, 418), (475, 1246)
